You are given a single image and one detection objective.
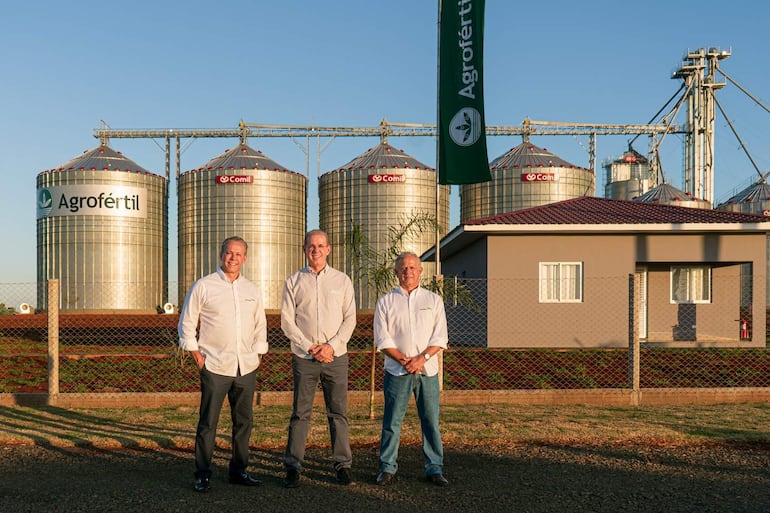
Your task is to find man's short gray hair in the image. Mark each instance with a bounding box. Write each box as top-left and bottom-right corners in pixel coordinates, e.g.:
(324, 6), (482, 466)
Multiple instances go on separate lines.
(395, 251), (420, 271)
(220, 236), (248, 257)
(304, 229), (329, 248)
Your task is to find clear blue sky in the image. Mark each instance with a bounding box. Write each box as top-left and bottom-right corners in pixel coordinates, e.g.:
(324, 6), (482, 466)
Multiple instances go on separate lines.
(1, 0), (768, 284)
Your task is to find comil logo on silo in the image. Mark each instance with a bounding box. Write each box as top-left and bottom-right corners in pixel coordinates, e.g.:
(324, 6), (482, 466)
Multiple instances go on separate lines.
(449, 107), (483, 147)
(368, 174), (406, 184)
(522, 172), (557, 182)
(216, 175), (254, 184)
(37, 189), (53, 217)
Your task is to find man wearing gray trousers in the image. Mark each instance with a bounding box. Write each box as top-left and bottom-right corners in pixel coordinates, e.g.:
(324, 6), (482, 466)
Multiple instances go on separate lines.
(281, 229), (357, 487)
(178, 236), (268, 493)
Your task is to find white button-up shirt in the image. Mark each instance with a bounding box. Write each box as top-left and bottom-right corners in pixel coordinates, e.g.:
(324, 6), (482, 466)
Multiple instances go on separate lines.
(374, 286), (448, 377)
(178, 269), (268, 376)
(281, 265), (356, 358)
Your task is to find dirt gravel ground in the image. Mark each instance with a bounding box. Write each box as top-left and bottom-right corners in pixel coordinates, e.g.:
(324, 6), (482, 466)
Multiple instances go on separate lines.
(1, 440), (769, 513)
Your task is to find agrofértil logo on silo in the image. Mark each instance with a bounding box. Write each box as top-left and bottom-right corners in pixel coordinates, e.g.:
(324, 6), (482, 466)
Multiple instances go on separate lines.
(37, 185), (147, 219)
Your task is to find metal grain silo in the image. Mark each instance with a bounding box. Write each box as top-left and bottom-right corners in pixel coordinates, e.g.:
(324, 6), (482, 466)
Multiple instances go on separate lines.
(36, 144), (168, 311)
(603, 146), (652, 200)
(460, 137), (595, 222)
(177, 143), (306, 310)
(716, 180), (770, 215)
(633, 182), (711, 208)
(319, 142), (449, 309)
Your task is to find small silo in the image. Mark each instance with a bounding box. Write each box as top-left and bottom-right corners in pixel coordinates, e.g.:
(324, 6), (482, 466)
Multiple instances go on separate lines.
(460, 136), (595, 222)
(36, 144), (168, 311)
(177, 143), (306, 310)
(716, 180), (770, 215)
(318, 142), (449, 309)
(603, 146), (651, 200)
(633, 182), (711, 208)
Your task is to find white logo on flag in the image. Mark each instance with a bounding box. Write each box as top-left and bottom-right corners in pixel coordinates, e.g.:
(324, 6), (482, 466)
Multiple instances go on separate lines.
(449, 107), (482, 147)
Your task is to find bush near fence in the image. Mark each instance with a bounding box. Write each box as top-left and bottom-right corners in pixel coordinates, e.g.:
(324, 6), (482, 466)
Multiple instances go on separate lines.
(2, 277), (770, 404)
(3, 312), (770, 395)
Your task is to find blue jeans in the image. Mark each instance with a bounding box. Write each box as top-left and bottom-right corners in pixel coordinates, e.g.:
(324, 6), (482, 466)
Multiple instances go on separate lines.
(379, 372), (443, 476)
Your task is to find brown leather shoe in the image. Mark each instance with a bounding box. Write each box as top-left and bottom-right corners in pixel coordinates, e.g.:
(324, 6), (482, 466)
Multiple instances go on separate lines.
(283, 469), (300, 488)
(428, 473), (449, 486)
(376, 471), (395, 486)
(336, 467), (354, 485)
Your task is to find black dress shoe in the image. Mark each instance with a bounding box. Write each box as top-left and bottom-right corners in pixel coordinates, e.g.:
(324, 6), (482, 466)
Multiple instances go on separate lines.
(376, 471), (395, 486)
(283, 469), (300, 488)
(229, 472), (262, 486)
(428, 473), (449, 486)
(193, 477), (210, 492)
(336, 467), (354, 485)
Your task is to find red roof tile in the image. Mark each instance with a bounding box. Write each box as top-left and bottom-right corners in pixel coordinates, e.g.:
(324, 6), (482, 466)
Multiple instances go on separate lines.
(465, 196), (768, 226)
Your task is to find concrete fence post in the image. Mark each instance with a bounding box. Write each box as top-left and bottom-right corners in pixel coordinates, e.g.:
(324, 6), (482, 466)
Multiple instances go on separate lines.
(47, 279), (59, 400)
(628, 274), (640, 405)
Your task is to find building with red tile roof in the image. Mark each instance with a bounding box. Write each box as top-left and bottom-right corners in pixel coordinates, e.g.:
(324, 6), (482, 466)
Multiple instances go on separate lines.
(426, 196), (770, 349)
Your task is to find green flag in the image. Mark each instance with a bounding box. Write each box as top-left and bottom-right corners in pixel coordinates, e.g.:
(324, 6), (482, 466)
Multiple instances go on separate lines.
(438, 0), (491, 185)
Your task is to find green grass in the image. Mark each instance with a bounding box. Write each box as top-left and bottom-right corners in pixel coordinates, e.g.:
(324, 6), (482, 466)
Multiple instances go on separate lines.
(1, 403), (769, 449)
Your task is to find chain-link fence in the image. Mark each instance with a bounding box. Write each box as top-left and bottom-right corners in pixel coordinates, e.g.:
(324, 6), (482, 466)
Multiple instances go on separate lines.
(1, 276), (768, 395)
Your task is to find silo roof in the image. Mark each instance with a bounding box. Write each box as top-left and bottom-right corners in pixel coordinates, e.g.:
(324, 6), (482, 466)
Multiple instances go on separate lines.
(44, 145), (153, 174)
(720, 181), (770, 205)
(329, 142), (432, 172)
(490, 142), (589, 171)
(613, 147), (648, 164)
(633, 183), (702, 203)
(188, 143), (299, 174)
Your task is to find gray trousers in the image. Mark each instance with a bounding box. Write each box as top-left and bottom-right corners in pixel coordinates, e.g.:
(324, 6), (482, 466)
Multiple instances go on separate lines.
(284, 354), (352, 472)
(195, 367), (256, 479)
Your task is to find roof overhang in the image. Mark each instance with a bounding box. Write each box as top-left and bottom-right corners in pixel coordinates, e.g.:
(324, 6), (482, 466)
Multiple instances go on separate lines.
(422, 222), (770, 262)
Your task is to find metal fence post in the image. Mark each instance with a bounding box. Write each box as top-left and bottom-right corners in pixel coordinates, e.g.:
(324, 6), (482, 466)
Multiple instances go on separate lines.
(47, 279), (59, 400)
(628, 274), (640, 405)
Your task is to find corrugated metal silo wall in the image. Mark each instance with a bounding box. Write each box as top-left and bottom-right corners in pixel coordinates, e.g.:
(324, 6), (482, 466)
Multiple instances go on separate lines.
(36, 169), (168, 311)
(459, 166), (595, 222)
(605, 179), (649, 200)
(177, 168), (306, 310)
(319, 168), (449, 309)
(662, 200), (712, 209)
(603, 160), (650, 200)
(716, 201), (770, 215)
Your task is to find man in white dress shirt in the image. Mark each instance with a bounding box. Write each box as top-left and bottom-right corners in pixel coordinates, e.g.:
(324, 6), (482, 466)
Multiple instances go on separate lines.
(373, 251), (449, 487)
(281, 229), (357, 487)
(178, 236), (268, 493)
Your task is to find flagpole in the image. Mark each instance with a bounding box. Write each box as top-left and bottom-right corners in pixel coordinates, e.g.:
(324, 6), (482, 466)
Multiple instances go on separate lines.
(435, 0), (442, 279)
(436, 0), (444, 394)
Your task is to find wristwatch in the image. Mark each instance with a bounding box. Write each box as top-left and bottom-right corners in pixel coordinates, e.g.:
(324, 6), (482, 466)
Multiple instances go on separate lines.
(423, 352), (432, 361)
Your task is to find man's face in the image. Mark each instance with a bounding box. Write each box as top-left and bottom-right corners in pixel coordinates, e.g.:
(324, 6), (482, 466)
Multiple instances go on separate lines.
(220, 241), (247, 275)
(304, 233), (330, 269)
(396, 255), (422, 291)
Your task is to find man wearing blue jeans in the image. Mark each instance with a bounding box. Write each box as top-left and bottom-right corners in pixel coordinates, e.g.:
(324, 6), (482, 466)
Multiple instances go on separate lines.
(373, 251), (449, 487)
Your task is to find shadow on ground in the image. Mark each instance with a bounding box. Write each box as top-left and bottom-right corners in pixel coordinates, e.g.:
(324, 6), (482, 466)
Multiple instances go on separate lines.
(1, 439), (769, 513)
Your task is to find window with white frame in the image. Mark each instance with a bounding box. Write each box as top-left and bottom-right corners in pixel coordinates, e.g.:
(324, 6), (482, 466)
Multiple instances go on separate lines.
(670, 265), (711, 304)
(539, 262), (583, 303)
